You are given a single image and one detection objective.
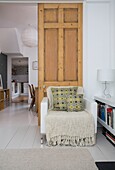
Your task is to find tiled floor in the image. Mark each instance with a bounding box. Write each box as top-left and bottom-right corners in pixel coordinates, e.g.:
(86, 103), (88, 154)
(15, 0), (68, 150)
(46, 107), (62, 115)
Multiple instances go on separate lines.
(0, 102), (115, 161)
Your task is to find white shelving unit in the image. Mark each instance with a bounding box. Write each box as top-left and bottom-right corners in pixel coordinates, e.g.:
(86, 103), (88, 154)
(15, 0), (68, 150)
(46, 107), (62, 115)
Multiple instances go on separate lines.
(94, 96), (115, 136)
(94, 96), (115, 107)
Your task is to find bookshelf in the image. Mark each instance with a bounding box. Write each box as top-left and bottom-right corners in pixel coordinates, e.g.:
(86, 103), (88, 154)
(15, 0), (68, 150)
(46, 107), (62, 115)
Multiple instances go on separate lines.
(0, 89), (10, 111)
(94, 96), (115, 142)
(94, 96), (115, 107)
(94, 96), (115, 135)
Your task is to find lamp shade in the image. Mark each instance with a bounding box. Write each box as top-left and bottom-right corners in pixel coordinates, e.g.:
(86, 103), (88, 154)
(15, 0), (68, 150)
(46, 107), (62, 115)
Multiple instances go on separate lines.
(97, 69), (115, 82)
(21, 25), (38, 47)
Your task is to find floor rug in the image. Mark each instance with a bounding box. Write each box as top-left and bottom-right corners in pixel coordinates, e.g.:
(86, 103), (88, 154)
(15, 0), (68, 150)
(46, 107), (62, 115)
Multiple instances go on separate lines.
(96, 162), (115, 170)
(0, 148), (98, 170)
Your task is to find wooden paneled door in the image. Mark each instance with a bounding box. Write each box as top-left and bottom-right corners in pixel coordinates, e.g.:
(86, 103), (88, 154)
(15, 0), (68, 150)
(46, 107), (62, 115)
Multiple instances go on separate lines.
(38, 3), (83, 125)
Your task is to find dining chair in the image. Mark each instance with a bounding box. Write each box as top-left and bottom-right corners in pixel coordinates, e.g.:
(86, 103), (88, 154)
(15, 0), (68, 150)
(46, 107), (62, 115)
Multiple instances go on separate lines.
(31, 84), (35, 96)
(28, 84), (35, 111)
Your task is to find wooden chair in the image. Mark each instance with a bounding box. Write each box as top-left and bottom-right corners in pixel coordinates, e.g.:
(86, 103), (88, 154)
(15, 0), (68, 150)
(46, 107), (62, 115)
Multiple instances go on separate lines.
(28, 84), (35, 111)
(31, 84), (35, 97)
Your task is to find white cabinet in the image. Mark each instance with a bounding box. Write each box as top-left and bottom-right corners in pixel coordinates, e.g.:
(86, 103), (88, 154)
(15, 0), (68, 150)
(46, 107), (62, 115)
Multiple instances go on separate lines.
(94, 96), (115, 136)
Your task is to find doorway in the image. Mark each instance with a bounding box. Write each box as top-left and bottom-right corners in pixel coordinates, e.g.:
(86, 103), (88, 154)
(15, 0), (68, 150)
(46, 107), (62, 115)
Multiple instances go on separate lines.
(11, 57), (29, 103)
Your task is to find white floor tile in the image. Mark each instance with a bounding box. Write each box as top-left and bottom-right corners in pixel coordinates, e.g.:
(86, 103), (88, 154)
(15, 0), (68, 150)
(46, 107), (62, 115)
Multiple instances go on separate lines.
(33, 127), (41, 148)
(0, 126), (18, 149)
(87, 145), (107, 161)
(6, 126), (29, 149)
(20, 125), (38, 148)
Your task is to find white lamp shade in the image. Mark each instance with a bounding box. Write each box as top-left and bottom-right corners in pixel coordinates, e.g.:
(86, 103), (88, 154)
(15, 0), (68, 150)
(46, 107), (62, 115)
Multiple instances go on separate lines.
(21, 26), (38, 47)
(97, 69), (115, 82)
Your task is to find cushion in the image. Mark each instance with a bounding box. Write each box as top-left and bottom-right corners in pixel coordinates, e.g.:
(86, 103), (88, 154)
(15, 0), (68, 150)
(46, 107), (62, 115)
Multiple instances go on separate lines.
(51, 87), (78, 111)
(51, 88), (67, 111)
(67, 94), (84, 112)
(47, 86), (83, 110)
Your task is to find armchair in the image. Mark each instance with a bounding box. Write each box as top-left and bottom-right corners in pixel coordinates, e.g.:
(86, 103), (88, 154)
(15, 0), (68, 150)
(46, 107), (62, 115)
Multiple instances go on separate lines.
(40, 86), (97, 146)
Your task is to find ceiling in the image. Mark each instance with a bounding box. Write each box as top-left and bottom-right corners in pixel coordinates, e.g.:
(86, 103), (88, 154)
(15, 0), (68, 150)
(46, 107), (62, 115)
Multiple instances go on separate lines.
(0, 4), (37, 32)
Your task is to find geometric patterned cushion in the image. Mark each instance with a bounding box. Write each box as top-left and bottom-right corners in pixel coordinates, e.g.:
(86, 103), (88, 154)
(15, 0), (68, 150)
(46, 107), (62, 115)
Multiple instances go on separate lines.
(64, 87), (78, 96)
(51, 87), (78, 111)
(67, 94), (84, 112)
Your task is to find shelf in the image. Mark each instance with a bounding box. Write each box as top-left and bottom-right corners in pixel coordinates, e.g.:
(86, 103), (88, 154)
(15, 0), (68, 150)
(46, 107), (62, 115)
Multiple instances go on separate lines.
(98, 117), (115, 136)
(94, 96), (115, 138)
(94, 96), (115, 107)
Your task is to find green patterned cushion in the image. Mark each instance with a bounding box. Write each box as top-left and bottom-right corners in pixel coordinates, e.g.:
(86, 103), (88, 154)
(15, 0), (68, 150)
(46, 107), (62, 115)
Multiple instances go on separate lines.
(51, 87), (78, 111)
(64, 87), (78, 96)
(67, 94), (84, 112)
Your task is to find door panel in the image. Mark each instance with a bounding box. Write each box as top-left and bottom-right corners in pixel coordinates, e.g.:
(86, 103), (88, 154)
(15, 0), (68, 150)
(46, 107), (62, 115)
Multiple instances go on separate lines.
(64, 29), (78, 81)
(64, 8), (78, 23)
(38, 3), (82, 125)
(45, 29), (58, 81)
(44, 9), (58, 23)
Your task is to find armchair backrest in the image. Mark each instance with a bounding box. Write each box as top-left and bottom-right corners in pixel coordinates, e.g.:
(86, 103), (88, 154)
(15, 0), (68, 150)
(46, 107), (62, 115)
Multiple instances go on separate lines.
(47, 86), (84, 110)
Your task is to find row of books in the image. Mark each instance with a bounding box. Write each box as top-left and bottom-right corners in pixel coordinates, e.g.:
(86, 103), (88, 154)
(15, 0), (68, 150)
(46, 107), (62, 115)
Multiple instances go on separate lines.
(106, 131), (115, 146)
(102, 127), (115, 146)
(97, 102), (106, 121)
(97, 101), (115, 130)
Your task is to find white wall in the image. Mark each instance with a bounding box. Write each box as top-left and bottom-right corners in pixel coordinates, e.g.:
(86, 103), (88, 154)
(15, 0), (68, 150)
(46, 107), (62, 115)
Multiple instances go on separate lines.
(83, 0), (115, 99)
(0, 28), (21, 54)
(22, 46), (38, 87)
(110, 0), (115, 96)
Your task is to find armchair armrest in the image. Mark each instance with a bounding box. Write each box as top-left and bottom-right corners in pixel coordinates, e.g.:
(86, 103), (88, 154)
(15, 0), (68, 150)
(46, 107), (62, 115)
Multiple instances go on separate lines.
(40, 97), (48, 134)
(84, 98), (97, 133)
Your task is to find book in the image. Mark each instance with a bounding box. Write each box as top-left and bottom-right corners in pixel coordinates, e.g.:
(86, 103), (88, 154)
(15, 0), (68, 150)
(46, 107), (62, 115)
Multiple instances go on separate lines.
(97, 102), (101, 118)
(100, 105), (106, 122)
(97, 102), (106, 121)
(113, 109), (115, 129)
(106, 131), (115, 146)
(107, 107), (113, 127)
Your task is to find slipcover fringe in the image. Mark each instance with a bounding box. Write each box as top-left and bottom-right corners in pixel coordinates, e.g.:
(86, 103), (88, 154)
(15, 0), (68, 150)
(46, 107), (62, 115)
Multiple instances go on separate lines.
(48, 135), (95, 147)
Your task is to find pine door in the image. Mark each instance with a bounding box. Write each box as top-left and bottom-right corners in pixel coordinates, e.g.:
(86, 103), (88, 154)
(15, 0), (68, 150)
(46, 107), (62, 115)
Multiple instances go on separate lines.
(38, 3), (83, 125)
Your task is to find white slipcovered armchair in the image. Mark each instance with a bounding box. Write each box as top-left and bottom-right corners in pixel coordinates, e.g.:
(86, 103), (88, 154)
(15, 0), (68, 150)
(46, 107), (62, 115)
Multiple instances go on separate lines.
(40, 86), (97, 146)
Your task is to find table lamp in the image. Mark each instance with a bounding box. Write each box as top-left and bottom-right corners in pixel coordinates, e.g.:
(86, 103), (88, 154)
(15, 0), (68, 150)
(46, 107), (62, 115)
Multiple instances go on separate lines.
(97, 69), (115, 98)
